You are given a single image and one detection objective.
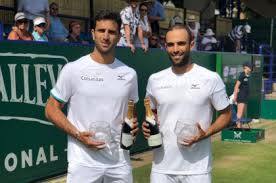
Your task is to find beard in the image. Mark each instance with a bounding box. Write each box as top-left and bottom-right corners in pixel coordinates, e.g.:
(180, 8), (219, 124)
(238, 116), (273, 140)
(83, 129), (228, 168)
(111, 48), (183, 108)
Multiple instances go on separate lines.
(169, 51), (191, 67)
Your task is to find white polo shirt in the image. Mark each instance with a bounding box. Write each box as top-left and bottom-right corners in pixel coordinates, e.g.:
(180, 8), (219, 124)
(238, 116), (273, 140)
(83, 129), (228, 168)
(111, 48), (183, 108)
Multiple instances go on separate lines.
(146, 64), (229, 175)
(51, 54), (139, 168)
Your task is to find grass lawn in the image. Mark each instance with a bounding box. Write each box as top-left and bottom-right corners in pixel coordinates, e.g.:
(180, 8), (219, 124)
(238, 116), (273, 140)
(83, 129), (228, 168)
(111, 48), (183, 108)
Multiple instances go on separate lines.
(133, 121), (276, 183)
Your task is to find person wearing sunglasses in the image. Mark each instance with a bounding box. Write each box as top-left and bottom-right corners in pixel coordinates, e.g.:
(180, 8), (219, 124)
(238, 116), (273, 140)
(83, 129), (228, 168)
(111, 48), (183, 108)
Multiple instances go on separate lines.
(149, 33), (160, 48)
(117, 0), (148, 53)
(32, 17), (49, 42)
(134, 2), (152, 49)
(8, 12), (33, 41)
(48, 2), (69, 42)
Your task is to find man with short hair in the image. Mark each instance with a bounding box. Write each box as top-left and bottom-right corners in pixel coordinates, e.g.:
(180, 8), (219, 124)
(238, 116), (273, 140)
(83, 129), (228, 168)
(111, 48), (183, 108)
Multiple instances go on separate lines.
(48, 2), (68, 42)
(45, 10), (139, 183)
(142, 25), (231, 183)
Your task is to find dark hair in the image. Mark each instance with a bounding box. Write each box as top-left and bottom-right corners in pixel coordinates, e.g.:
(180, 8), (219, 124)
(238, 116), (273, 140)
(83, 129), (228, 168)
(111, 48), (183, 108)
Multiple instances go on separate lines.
(139, 2), (148, 9)
(69, 21), (80, 33)
(93, 10), (122, 32)
(166, 24), (194, 43)
(49, 2), (58, 8)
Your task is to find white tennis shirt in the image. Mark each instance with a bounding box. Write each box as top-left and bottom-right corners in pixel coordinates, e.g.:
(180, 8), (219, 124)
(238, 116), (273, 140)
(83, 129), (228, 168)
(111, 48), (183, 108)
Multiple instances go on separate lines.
(146, 64), (229, 175)
(51, 54), (139, 168)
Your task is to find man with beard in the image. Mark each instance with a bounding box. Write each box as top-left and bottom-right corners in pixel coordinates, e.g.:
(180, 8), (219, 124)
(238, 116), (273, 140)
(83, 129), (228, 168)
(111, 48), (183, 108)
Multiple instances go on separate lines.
(45, 10), (139, 183)
(142, 25), (231, 183)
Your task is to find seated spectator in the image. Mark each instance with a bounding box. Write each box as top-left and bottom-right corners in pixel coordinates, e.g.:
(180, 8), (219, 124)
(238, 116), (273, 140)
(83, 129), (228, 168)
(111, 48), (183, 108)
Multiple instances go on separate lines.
(118, 0), (147, 53)
(48, 2), (68, 42)
(67, 21), (88, 44)
(186, 15), (201, 51)
(32, 17), (48, 42)
(159, 33), (166, 50)
(17, 0), (50, 29)
(134, 2), (151, 49)
(201, 28), (217, 51)
(8, 12), (33, 41)
(149, 33), (160, 48)
(146, 0), (165, 35)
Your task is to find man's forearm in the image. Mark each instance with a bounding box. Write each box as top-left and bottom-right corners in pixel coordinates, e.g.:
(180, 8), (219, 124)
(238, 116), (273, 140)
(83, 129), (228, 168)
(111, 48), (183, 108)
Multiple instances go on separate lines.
(124, 25), (132, 45)
(45, 99), (80, 139)
(205, 106), (231, 138)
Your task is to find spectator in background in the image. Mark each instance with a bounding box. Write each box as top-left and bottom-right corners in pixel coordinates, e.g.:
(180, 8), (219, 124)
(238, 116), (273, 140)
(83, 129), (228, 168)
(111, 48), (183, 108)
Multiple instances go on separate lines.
(146, 0), (165, 34)
(186, 15), (200, 51)
(17, 0), (50, 29)
(32, 17), (48, 42)
(201, 28), (217, 51)
(225, 24), (251, 53)
(169, 14), (183, 28)
(118, 0), (147, 53)
(8, 12), (33, 41)
(159, 33), (166, 49)
(134, 2), (151, 49)
(67, 21), (88, 44)
(48, 2), (68, 42)
(149, 33), (160, 48)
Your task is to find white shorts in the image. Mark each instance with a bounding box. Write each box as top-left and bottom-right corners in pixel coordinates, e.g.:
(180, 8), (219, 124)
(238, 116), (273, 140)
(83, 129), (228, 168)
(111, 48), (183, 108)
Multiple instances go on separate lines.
(67, 163), (133, 183)
(151, 171), (211, 183)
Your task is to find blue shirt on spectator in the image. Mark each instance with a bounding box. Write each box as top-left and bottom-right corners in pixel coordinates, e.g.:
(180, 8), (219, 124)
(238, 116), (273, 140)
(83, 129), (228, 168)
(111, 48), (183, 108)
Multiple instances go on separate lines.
(149, 1), (165, 34)
(32, 31), (48, 42)
(48, 16), (68, 41)
(17, 0), (49, 20)
(149, 1), (165, 20)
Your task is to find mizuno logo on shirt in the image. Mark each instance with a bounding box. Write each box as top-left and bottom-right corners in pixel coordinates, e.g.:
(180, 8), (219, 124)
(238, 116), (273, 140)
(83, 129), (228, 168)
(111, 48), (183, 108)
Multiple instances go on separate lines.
(117, 75), (126, 80)
(191, 84), (200, 89)
(117, 73), (128, 80)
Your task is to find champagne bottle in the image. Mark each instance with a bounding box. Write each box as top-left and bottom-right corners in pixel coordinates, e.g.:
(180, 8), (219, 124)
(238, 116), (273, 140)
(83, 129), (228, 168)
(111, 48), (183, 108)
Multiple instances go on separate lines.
(144, 98), (162, 148)
(120, 100), (135, 150)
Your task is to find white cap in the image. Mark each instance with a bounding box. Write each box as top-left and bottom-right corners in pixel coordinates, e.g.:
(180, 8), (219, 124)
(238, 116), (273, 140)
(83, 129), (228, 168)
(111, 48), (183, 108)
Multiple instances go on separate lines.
(204, 28), (215, 36)
(14, 12), (26, 21)
(244, 24), (251, 33)
(169, 15), (183, 27)
(33, 17), (46, 26)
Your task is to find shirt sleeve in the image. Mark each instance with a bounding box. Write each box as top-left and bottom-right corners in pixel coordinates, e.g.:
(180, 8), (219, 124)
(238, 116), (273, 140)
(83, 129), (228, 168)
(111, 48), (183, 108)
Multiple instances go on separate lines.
(210, 73), (230, 111)
(158, 4), (165, 20)
(121, 9), (130, 25)
(238, 72), (245, 82)
(145, 76), (157, 109)
(129, 71), (139, 103)
(50, 63), (73, 103)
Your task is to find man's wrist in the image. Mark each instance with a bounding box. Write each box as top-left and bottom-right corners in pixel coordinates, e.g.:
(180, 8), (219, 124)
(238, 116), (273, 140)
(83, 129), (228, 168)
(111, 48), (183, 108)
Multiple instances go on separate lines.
(74, 130), (81, 140)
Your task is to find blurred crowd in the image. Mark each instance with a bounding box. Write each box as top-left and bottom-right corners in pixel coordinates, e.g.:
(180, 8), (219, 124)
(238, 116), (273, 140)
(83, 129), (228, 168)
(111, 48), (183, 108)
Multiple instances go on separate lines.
(1, 0), (252, 53)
